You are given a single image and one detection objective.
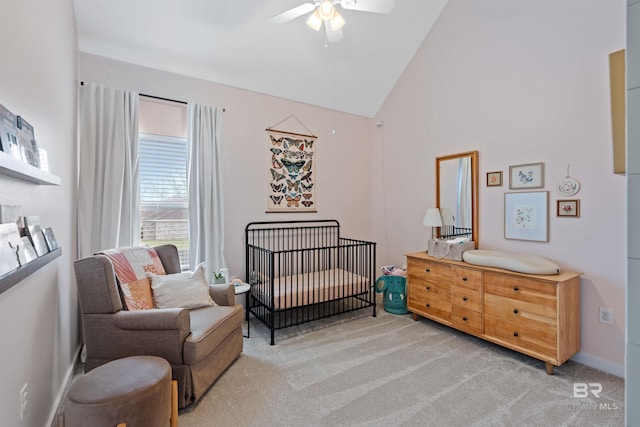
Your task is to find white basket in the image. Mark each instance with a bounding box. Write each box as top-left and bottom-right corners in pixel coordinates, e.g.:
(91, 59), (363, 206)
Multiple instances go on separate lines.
(428, 239), (475, 261)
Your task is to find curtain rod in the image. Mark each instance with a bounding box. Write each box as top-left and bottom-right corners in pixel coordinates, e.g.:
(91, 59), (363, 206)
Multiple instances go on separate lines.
(79, 81), (225, 112)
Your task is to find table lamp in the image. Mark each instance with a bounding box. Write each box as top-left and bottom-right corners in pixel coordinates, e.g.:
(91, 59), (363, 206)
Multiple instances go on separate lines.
(422, 208), (442, 240)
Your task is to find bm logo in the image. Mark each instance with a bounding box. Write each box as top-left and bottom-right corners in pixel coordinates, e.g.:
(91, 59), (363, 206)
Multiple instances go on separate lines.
(573, 382), (603, 398)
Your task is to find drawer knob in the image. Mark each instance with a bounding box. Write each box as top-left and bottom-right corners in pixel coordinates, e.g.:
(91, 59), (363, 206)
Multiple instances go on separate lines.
(462, 296), (468, 302)
(513, 331), (519, 337)
(462, 277), (468, 282)
(425, 285), (431, 290)
(425, 268), (431, 273)
(462, 316), (468, 321)
(513, 308), (519, 314)
(425, 303), (431, 308)
(513, 286), (519, 292)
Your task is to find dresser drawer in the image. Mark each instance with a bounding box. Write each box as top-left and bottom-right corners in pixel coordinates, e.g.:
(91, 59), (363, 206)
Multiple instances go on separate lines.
(409, 279), (451, 302)
(408, 297), (451, 322)
(408, 258), (451, 284)
(451, 285), (482, 311)
(451, 306), (482, 334)
(485, 292), (556, 320)
(484, 272), (556, 307)
(451, 267), (482, 290)
(484, 314), (557, 358)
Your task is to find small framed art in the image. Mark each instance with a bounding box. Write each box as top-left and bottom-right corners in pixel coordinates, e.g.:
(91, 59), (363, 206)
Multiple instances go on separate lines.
(504, 191), (549, 242)
(486, 171), (502, 187)
(557, 199), (580, 217)
(509, 162), (544, 189)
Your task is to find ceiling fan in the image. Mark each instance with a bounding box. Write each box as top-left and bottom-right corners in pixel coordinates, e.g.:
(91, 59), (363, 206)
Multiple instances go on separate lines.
(270, 0), (395, 43)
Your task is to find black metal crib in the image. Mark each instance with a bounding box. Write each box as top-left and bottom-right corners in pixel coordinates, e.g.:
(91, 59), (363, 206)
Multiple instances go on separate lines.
(245, 220), (377, 345)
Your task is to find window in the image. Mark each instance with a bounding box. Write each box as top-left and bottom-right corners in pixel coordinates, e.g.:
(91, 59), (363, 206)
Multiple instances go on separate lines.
(139, 133), (190, 270)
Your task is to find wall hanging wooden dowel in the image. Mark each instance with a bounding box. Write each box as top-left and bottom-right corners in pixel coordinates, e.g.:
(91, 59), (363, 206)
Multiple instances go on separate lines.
(266, 114), (317, 138)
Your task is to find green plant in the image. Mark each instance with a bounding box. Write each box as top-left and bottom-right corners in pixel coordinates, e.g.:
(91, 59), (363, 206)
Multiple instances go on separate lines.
(213, 272), (224, 280)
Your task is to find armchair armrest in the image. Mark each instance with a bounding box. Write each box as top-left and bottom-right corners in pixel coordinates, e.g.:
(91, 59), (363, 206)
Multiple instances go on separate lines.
(209, 284), (235, 306)
(114, 308), (190, 331)
(82, 309), (191, 365)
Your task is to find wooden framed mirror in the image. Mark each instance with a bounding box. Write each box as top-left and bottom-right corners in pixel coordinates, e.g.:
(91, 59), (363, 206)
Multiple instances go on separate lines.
(436, 150), (479, 248)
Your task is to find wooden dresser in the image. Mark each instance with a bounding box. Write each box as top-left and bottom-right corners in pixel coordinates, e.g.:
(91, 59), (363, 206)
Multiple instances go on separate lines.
(405, 251), (581, 374)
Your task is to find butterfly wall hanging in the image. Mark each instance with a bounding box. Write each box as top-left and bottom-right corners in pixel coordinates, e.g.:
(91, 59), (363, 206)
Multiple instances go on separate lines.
(265, 119), (317, 213)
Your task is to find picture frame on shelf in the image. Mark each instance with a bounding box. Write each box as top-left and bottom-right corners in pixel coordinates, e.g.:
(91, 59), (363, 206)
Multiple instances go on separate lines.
(504, 191), (549, 242)
(17, 237), (38, 266)
(557, 199), (580, 217)
(27, 224), (49, 257)
(43, 227), (58, 251)
(486, 171), (503, 187)
(0, 223), (21, 276)
(509, 162), (544, 189)
(16, 115), (40, 168)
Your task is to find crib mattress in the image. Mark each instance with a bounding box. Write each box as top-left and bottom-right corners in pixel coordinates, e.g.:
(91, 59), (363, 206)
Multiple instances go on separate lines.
(256, 268), (369, 310)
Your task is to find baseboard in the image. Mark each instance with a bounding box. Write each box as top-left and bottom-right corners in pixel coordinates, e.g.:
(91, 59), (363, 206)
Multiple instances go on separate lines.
(571, 351), (624, 378)
(46, 344), (83, 427)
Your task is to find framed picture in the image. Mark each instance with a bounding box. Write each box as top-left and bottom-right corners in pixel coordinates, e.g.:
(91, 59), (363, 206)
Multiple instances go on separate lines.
(266, 130), (316, 213)
(557, 199), (580, 217)
(17, 116), (39, 168)
(509, 162), (544, 189)
(504, 191), (548, 242)
(42, 227), (58, 251)
(486, 171), (503, 187)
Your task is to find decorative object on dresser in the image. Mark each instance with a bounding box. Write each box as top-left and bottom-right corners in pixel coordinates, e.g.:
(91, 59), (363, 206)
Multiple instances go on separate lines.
(405, 251), (581, 374)
(462, 249), (560, 275)
(427, 238), (475, 261)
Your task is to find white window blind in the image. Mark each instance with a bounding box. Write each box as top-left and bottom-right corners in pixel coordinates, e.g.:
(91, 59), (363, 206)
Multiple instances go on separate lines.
(139, 133), (189, 270)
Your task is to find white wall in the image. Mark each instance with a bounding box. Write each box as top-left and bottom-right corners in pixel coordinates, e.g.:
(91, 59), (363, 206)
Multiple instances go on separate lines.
(0, 1), (79, 426)
(627, 0), (640, 422)
(78, 53), (374, 283)
(374, 0), (626, 375)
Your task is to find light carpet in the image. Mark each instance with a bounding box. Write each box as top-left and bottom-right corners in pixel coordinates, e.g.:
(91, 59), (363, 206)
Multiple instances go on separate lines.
(179, 306), (624, 427)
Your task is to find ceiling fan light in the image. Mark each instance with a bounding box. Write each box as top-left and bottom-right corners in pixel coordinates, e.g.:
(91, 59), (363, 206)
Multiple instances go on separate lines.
(318, 0), (335, 20)
(330, 11), (345, 31)
(306, 9), (322, 31)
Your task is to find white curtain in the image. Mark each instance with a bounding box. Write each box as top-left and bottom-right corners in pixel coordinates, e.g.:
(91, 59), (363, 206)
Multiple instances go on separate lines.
(77, 83), (139, 257)
(457, 157), (472, 229)
(187, 103), (225, 279)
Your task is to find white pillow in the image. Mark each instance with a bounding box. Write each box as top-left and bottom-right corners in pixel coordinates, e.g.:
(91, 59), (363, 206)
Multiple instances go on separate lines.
(149, 263), (216, 309)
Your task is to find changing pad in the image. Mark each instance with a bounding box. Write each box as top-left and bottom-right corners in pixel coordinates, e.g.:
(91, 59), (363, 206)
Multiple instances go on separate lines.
(462, 249), (560, 275)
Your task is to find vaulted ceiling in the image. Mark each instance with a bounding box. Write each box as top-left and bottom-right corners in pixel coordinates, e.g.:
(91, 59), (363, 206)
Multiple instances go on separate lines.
(73, 0), (448, 117)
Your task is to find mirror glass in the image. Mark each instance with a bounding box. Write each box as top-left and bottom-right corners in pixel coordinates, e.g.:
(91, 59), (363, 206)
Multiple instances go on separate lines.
(436, 151), (479, 247)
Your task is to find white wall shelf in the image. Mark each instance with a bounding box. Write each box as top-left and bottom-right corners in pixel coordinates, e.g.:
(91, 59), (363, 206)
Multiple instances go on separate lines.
(0, 248), (62, 294)
(0, 151), (61, 185)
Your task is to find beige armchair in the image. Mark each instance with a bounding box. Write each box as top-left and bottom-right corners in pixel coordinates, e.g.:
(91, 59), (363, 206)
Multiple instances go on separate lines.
(73, 244), (243, 408)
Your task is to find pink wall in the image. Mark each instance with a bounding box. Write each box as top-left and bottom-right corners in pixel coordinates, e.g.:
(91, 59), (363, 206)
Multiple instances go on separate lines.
(0, 1), (79, 425)
(78, 53), (374, 283)
(374, 0), (626, 374)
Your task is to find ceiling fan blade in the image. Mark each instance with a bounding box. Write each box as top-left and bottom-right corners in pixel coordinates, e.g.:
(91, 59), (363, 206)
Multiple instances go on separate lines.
(269, 3), (317, 24)
(324, 20), (344, 43)
(339, 0), (395, 14)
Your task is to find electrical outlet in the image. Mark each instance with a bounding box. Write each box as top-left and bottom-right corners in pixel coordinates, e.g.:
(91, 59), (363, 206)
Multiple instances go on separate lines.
(599, 307), (614, 325)
(20, 383), (28, 421)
